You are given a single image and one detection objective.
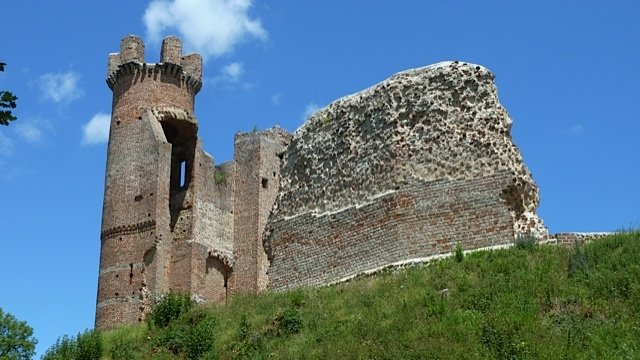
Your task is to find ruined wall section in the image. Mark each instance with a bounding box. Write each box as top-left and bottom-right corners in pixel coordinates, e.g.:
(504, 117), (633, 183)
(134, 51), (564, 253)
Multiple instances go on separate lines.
(267, 173), (515, 290)
(232, 128), (291, 293)
(189, 147), (236, 302)
(265, 62), (547, 290)
(192, 152), (235, 259)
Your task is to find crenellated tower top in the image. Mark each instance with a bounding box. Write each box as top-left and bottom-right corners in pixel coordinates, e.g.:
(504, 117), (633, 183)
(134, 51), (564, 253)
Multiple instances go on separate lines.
(105, 35), (202, 127)
(107, 35), (202, 93)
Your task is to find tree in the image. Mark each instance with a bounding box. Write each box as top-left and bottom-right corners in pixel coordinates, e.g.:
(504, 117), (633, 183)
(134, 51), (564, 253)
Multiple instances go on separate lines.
(0, 62), (18, 126)
(0, 307), (37, 360)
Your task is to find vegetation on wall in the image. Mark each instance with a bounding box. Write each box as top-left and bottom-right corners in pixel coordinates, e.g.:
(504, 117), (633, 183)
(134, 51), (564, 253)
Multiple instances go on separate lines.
(44, 231), (639, 359)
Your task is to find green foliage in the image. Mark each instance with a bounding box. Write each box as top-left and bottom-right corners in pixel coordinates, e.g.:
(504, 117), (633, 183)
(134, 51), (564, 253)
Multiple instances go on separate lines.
(41, 329), (102, 360)
(153, 308), (216, 359)
(41, 335), (77, 360)
(0, 62), (18, 126)
(454, 244), (464, 262)
(148, 292), (194, 328)
(0, 308), (37, 360)
(567, 242), (590, 279)
(213, 169), (227, 185)
(76, 329), (102, 360)
(276, 308), (302, 335)
(105, 326), (138, 360)
(50, 231), (640, 359)
(514, 233), (537, 250)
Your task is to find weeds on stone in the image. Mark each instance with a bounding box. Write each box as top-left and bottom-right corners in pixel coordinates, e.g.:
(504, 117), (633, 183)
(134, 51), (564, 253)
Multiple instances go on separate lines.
(213, 169), (227, 185)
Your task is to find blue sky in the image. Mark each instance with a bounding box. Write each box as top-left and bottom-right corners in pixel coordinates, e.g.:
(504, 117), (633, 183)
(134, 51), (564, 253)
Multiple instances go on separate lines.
(1, 0), (638, 356)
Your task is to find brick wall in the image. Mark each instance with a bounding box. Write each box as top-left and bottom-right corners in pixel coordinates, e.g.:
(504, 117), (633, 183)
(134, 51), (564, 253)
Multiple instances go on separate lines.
(266, 172), (515, 291)
(552, 232), (612, 247)
(232, 128), (291, 293)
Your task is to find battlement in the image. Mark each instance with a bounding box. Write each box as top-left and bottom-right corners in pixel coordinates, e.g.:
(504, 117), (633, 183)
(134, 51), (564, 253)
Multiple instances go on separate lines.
(106, 35), (202, 93)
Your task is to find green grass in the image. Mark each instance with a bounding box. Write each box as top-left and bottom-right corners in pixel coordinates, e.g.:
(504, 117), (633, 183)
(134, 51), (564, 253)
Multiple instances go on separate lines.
(50, 231), (640, 359)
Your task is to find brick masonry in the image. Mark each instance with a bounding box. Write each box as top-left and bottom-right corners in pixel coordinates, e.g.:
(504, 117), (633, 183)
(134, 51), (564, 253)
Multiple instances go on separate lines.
(96, 36), (289, 330)
(266, 172), (516, 290)
(97, 36), (556, 330)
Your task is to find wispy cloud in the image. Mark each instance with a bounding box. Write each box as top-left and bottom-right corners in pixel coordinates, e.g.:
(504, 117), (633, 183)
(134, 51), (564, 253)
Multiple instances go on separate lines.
(207, 62), (257, 90)
(38, 71), (83, 104)
(302, 103), (322, 120)
(0, 131), (14, 156)
(0, 132), (16, 181)
(271, 93), (282, 106)
(213, 62), (244, 83)
(82, 113), (111, 145)
(143, 0), (267, 61)
(14, 118), (52, 144)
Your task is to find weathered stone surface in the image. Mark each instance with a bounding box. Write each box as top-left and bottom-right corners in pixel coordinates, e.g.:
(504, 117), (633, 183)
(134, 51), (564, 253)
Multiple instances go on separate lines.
(264, 61), (547, 290)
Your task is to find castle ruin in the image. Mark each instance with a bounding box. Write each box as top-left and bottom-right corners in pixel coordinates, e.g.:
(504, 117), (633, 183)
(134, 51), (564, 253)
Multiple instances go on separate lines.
(96, 35), (547, 329)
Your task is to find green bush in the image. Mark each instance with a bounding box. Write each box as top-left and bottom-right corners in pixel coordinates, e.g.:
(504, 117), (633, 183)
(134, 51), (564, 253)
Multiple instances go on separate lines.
(76, 329), (102, 360)
(41, 329), (102, 360)
(108, 332), (137, 360)
(454, 244), (464, 263)
(41, 335), (77, 360)
(278, 307), (302, 335)
(154, 307), (217, 359)
(514, 234), (537, 250)
(148, 292), (194, 328)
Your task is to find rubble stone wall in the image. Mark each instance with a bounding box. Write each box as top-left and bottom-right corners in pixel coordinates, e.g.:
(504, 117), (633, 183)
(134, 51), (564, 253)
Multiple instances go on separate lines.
(265, 62), (547, 290)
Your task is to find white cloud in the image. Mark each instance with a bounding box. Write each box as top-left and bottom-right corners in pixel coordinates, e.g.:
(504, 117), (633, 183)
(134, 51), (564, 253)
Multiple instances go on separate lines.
(143, 0), (268, 61)
(38, 71), (83, 104)
(0, 131), (14, 156)
(271, 93), (282, 105)
(221, 62), (244, 82)
(209, 62), (248, 88)
(82, 113), (111, 145)
(14, 119), (51, 144)
(302, 103), (322, 120)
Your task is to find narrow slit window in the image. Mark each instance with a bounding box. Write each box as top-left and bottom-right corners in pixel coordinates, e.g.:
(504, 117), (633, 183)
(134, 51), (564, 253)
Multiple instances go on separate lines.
(180, 160), (186, 188)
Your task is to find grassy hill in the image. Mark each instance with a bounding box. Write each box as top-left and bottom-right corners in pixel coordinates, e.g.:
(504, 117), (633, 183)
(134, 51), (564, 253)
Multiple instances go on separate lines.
(43, 231), (640, 359)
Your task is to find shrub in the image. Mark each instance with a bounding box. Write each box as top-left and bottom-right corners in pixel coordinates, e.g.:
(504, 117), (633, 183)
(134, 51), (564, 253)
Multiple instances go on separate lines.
(148, 292), (194, 328)
(42, 329), (102, 360)
(278, 307), (302, 335)
(514, 234), (537, 250)
(108, 332), (137, 360)
(154, 307), (217, 359)
(76, 329), (102, 360)
(454, 244), (464, 263)
(184, 314), (216, 360)
(41, 335), (77, 360)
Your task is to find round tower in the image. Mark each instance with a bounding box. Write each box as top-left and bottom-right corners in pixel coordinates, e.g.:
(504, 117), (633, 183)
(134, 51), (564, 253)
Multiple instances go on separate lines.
(96, 35), (203, 330)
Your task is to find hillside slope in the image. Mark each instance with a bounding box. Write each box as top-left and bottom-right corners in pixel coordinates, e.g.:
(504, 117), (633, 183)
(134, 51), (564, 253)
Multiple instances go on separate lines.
(44, 231), (640, 359)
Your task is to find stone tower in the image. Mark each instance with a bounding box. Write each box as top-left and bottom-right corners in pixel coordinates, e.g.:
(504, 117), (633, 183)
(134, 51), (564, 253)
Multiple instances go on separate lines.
(96, 35), (291, 330)
(97, 35), (209, 329)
